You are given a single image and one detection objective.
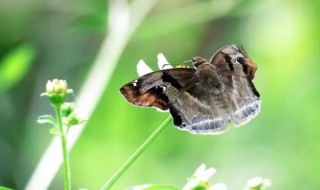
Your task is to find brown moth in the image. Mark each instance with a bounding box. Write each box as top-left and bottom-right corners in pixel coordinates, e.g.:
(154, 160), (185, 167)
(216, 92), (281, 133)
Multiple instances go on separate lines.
(120, 45), (260, 135)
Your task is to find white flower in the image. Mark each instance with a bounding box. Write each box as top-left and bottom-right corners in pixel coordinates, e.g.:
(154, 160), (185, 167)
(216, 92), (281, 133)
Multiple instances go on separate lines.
(183, 164), (226, 190)
(42, 79), (70, 106)
(157, 53), (173, 69)
(136, 53), (172, 77)
(46, 79), (68, 94)
(245, 176), (271, 190)
(45, 80), (54, 93)
(127, 184), (152, 190)
(211, 183), (228, 190)
(137, 59), (153, 77)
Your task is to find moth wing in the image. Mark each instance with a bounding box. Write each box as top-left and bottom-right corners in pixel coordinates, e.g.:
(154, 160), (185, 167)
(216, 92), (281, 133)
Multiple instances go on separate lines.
(210, 45), (257, 79)
(209, 45), (261, 126)
(120, 68), (196, 111)
(228, 76), (261, 126)
(121, 67), (230, 135)
(168, 83), (231, 135)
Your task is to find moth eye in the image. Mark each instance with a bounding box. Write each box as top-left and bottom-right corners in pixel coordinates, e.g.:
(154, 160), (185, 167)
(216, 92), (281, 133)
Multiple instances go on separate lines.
(235, 57), (241, 64)
(192, 59), (199, 67)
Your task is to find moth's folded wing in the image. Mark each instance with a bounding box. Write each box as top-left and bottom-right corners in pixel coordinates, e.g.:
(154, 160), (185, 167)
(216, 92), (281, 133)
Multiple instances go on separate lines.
(169, 83), (232, 135)
(120, 68), (196, 110)
(170, 105), (229, 135)
(226, 75), (261, 126)
(209, 45), (260, 126)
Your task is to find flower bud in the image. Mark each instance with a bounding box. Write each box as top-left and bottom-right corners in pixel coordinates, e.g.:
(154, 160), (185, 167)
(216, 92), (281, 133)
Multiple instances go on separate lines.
(63, 113), (85, 127)
(44, 79), (69, 107)
(61, 102), (74, 117)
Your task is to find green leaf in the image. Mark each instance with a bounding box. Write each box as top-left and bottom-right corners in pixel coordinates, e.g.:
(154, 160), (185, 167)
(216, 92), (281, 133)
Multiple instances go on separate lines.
(0, 44), (36, 93)
(127, 184), (179, 190)
(37, 115), (57, 127)
(70, 118), (86, 126)
(191, 186), (207, 190)
(49, 128), (61, 135)
(40, 92), (48, 97)
(0, 186), (14, 190)
(64, 114), (86, 127)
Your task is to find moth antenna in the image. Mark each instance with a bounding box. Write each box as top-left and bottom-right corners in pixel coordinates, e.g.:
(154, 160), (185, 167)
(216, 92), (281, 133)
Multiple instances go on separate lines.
(182, 60), (192, 64)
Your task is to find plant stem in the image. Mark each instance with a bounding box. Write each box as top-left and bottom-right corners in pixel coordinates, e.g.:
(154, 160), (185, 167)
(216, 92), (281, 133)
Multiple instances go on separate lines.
(100, 116), (172, 190)
(55, 106), (71, 190)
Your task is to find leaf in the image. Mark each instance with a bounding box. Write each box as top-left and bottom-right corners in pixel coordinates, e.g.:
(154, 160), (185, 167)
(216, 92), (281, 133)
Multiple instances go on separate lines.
(69, 118), (86, 127)
(37, 115), (57, 127)
(0, 44), (36, 93)
(40, 92), (48, 97)
(0, 187), (14, 190)
(64, 114), (86, 127)
(127, 184), (179, 190)
(49, 128), (61, 135)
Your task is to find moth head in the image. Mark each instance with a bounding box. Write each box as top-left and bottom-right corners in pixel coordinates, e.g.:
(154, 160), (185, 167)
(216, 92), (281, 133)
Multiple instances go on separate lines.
(191, 57), (207, 67)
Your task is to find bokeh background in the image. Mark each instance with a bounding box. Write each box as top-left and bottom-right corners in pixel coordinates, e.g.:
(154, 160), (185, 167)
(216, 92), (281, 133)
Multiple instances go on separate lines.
(1, 0), (320, 189)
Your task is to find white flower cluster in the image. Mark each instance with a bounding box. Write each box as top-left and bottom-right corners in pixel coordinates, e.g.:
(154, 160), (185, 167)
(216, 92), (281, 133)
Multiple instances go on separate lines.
(136, 53), (172, 77)
(183, 164), (227, 190)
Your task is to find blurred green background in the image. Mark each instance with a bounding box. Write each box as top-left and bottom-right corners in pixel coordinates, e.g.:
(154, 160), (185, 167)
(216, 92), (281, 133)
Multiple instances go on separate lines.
(1, 0), (320, 189)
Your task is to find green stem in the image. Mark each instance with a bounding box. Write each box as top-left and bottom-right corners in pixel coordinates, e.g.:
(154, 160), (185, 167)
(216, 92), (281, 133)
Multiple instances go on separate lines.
(55, 106), (71, 190)
(100, 116), (172, 190)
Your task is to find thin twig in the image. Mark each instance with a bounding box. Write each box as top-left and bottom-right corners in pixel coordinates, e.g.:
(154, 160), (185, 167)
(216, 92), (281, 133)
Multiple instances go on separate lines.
(100, 117), (172, 190)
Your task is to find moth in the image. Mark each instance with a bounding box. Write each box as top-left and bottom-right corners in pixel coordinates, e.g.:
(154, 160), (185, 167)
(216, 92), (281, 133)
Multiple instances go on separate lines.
(120, 45), (260, 135)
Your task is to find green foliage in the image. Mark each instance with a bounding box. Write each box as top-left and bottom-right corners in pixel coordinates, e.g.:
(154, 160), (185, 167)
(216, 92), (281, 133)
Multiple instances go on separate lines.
(37, 115), (58, 128)
(0, 187), (14, 190)
(0, 44), (35, 93)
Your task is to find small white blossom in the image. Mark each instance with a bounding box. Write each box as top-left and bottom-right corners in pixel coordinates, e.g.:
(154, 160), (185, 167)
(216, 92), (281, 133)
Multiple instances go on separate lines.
(183, 164), (226, 190)
(46, 80), (54, 93)
(211, 183), (228, 190)
(46, 79), (68, 94)
(137, 59), (153, 77)
(127, 184), (152, 190)
(136, 53), (173, 77)
(157, 53), (172, 69)
(245, 176), (271, 190)
(42, 79), (70, 106)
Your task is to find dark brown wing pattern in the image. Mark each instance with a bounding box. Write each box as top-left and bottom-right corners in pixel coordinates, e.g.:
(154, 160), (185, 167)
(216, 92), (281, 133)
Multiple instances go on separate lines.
(120, 68), (197, 111)
(120, 45), (261, 135)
